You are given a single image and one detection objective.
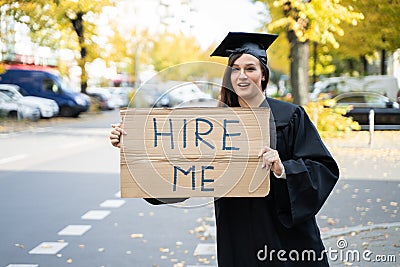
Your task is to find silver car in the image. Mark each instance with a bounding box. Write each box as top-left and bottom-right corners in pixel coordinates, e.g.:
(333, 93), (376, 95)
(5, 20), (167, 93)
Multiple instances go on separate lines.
(0, 92), (40, 121)
(0, 84), (59, 118)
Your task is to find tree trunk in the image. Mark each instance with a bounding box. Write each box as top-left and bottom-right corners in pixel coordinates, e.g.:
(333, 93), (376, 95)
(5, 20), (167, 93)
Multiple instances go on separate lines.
(312, 42), (317, 91)
(381, 49), (386, 75)
(360, 55), (368, 76)
(287, 30), (309, 106)
(71, 12), (88, 94)
(348, 59), (355, 74)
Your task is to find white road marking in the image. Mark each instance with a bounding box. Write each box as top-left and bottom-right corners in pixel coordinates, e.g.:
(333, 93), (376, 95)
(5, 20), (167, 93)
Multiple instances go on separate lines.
(99, 199), (125, 208)
(193, 243), (217, 256)
(29, 242), (68, 255)
(81, 210), (111, 220)
(58, 225), (92, 236)
(6, 265), (39, 267)
(0, 154), (27, 165)
(114, 191), (121, 198)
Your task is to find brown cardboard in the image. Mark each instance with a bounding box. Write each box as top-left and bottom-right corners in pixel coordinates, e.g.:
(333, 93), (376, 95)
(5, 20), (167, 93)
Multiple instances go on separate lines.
(120, 107), (270, 198)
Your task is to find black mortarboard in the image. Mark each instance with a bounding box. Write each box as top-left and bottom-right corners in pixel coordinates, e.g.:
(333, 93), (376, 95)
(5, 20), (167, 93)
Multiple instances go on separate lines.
(210, 32), (278, 68)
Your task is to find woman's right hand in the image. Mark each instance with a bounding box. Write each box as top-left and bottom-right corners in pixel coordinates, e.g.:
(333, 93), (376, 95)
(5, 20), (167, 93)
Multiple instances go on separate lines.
(110, 123), (126, 148)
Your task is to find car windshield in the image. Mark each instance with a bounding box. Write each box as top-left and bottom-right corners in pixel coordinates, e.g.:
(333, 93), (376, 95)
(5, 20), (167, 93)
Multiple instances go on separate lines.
(0, 92), (13, 102)
(0, 90), (21, 101)
(57, 77), (75, 93)
(336, 94), (389, 108)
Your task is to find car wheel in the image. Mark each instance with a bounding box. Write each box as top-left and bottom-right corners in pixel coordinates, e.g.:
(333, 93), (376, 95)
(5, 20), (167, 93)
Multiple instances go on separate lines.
(60, 106), (79, 117)
(8, 111), (18, 119)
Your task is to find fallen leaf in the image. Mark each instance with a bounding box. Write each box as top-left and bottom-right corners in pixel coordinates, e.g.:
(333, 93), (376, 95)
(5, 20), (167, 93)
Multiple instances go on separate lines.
(67, 258), (73, 264)
(98, 248), (105, 252)
(14, 244), (24, 249)
(198, 257), (210, 264)
(160, 247), (170, 253)
(327, 218), (336, 225)
(130, 233), (144, 239)
(390, 202), (398, 207)
(195, 226), (205, 233)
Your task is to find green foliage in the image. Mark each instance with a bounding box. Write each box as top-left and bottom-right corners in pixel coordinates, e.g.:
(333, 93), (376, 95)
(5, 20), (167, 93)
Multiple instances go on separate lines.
(303, 99), (360, 138)
(1, 0), (115, 92)
(261, 0), (364, 46)
(149, 31), (215, 81)
(331, 0), (400, 75)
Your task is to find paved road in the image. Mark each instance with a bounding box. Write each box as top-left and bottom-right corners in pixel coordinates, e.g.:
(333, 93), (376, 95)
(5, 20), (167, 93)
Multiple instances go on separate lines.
(1, 108), (399, 267)
(0, 110), (217, 267)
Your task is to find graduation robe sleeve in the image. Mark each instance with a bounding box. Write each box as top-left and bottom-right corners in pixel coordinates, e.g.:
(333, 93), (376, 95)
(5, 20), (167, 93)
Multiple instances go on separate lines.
(144, 198), (188, 205)
(272, 104), (339, 228)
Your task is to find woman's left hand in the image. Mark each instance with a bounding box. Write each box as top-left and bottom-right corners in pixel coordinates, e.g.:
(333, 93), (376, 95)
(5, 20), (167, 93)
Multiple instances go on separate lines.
(258, 146), (284, 177)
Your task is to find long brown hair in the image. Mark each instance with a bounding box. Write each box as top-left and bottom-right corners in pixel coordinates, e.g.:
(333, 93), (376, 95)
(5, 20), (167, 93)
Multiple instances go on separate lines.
(219, 53), (269, 107)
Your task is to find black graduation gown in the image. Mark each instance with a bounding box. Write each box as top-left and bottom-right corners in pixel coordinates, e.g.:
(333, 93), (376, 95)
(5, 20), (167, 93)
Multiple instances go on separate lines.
(214, 98), (339, 266)
(145, 97), (339, 267)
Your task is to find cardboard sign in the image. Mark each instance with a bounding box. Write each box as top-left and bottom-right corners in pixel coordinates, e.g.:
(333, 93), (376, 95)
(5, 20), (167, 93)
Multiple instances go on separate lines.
(120, 107), (270, 198)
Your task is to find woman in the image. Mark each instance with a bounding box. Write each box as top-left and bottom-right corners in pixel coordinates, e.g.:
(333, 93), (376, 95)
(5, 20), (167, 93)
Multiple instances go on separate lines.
(110, 32), (339, 266)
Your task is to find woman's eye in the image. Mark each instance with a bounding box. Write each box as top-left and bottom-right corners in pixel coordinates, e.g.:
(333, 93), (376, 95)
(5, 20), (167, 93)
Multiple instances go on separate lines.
(246, 67), (256, 71)
(232, 68), (240, 73)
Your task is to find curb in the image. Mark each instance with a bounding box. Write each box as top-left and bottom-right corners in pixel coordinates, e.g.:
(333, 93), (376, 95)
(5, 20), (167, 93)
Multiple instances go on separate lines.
(322, 221), (400, 240)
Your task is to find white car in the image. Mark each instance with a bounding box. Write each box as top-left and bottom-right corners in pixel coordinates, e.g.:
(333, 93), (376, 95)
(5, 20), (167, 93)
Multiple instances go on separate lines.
(0, 84), (59, 118)
(0, 92), (40, 121)
(108, 87), (132, 107)
(87, 87), (118, 110)
(167, 83), (213, 107)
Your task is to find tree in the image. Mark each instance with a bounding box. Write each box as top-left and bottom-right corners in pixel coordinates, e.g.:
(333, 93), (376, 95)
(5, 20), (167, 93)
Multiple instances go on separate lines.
(149, 31), (210, 81)
(105, 20), (153, 86)
(334, 0), (400, 75)
(1, 0), (115, 93)
(256, 0), (363, 105)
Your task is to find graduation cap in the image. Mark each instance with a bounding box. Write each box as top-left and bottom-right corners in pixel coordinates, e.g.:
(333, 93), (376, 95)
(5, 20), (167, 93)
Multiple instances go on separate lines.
(210, 32), (278, 68)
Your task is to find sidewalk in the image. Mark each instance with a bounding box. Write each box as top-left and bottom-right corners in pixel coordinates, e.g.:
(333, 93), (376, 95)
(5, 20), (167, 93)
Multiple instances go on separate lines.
(322, 131), (400, 266)
(322, 223), (400, 266)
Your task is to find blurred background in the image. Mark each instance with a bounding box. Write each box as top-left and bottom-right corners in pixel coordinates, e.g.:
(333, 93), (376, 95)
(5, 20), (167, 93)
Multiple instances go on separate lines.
(0, 0), (399, 128)
(0, 1), (399, 266)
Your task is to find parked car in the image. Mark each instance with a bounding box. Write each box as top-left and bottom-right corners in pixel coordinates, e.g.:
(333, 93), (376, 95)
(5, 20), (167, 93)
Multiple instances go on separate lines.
(0, 84), (59, 118)
(108, 87), (132, 107)
(0, 92), (40, 121)
(310, 75), (400, 102)
(167, 82), (213, 107)
(87, 87), (117, 110)
(152, 92), (171, 108)
(0, 68), (90, 117)
(331, 92), (400, 130)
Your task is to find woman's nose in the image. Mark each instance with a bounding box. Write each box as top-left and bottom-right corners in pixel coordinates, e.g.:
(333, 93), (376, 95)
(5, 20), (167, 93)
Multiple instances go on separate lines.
(239, 70), (247, 79)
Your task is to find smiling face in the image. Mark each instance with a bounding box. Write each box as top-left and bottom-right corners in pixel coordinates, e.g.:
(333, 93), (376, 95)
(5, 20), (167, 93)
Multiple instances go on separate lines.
(230, 54), (265, 107)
